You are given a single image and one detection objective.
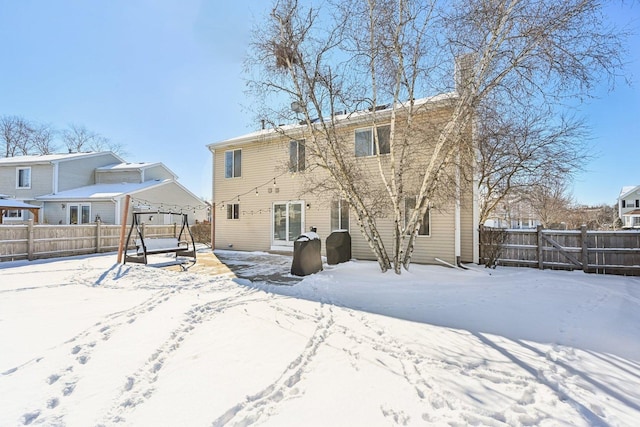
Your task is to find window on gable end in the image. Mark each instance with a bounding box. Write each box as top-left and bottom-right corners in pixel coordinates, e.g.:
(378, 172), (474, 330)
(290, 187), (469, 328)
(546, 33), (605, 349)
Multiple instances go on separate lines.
(289, 140), (305, 172)
(225, 149), (242, 178)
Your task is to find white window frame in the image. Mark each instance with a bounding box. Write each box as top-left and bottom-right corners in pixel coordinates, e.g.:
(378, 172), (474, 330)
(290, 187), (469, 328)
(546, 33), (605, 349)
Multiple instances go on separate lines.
(355, 125), (391, 157)
(68, 203), (91, 225)
(404, 197), (431, 237)
(271, 201), (305, 249)
(226, 203), (240, 220)
(289, 140), (306, 172)
(331, 199), (350, 231)
(16, 167), (31, 189)
(3, 209), (23, 221)
(225, 149), (242, 178)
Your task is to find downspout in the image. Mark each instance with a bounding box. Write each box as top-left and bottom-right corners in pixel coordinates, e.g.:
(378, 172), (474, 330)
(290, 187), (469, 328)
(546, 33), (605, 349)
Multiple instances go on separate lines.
(52, 161), (59, 194)
(455, 154), (461, 266)
(115, 197), (121, 225)
(210, 149), (216, 250)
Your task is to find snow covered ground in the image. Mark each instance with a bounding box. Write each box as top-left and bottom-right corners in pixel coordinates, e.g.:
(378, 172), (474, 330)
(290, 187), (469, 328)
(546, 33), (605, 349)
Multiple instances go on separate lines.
(1, 250), (639, 426)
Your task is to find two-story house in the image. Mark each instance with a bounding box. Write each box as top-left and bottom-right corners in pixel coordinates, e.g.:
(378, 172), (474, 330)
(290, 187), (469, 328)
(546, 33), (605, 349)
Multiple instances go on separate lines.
(208, 96), (479, 267)
(0, 152), (207, 225)
(619, 185), (640, 229)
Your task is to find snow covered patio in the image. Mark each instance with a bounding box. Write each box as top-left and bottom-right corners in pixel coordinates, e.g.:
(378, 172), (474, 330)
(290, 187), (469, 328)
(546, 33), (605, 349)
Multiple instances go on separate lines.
(1, 251), (639, 426)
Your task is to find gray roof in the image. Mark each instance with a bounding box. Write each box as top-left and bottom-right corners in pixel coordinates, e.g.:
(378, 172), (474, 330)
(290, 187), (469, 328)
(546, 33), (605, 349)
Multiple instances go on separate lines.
(0, 198), (41, 209)
(35, 180), (170, 201)
(0, 152), (124, 165)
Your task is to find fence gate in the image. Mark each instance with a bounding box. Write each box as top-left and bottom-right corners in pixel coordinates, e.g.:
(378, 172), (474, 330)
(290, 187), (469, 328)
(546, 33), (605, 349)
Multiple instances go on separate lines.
(480, 225), (640, 276)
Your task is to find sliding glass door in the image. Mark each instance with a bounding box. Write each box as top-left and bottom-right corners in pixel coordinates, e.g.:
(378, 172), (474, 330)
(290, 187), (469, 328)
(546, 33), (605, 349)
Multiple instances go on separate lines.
(272, 201), (304, 247)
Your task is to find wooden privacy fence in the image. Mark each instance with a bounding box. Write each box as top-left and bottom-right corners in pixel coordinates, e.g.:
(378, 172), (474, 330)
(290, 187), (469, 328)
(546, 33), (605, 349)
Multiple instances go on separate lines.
(0, 221), (180, 262)
(480, 225), (640, 276)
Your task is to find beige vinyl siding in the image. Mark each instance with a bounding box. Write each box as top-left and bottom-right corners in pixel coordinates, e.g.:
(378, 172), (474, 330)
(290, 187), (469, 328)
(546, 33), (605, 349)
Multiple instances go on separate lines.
(96, 170), (141, 184)
(211, 99), (477, 265)
(57, 154), (120, 191)
(349, 205), (457, 265)
(213, 139), (322, 252)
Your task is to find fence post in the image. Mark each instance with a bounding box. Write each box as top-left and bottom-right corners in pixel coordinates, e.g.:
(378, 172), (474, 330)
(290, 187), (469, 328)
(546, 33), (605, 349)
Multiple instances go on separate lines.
(96, 220), (102, 253)
(537, 225), (543, 270)
(581, 225), (588, 273)
(173, 222), (177, 238)
(141, 222), (146, 239)
(27, 219), (35, 261)
(478, 225), (484, 263)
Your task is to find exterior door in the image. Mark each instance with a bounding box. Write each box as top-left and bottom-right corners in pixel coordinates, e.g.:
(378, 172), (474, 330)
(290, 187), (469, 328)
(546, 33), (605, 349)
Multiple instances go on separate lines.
(272, 201), (304, 247)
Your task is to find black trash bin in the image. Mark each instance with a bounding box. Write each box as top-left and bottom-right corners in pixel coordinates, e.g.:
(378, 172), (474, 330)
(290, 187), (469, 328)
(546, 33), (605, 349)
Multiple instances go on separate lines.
(291, 232), (323, 276)
(326, 230), (352, 265)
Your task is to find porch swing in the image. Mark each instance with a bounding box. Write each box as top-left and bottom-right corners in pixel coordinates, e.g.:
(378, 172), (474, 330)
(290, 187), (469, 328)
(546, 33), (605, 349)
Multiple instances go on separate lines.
(123, 211), (197, 266)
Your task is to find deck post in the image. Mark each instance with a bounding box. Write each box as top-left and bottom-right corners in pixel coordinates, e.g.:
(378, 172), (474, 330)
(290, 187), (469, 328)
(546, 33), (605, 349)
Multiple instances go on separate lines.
(116, 194), (131, 263)
(27, 219), (34, 261)
(96, 220), (102, 253)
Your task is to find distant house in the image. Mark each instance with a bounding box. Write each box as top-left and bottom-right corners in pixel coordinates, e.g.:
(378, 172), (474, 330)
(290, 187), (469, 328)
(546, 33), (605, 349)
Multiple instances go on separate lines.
(618, 185), (640, 229)
(208, 95), (479, 267)
(483, 196), (542, 229)
(0, 152), (207, 225)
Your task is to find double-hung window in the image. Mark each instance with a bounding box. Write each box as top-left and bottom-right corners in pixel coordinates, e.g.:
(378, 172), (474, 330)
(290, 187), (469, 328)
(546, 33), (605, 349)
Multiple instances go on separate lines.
(227, 203), (239, 220)
(355, 125), (390, 157)
(331, 199), (350, 231)
(225, 149), (242, 178)
(16, 167), (31, 189)
(289, 140), (305, 172)
(404, 197), (430, 236)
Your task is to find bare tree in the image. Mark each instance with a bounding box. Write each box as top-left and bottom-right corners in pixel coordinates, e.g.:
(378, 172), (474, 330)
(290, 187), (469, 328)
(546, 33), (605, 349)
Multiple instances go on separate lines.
(61, 123), (126, 155)
(1, 115), (34, 157)
(247, 0), (626, 273)
(476, 104), (590, 225)
(30, 123), (58, 155)
(524, 178), (574, 229)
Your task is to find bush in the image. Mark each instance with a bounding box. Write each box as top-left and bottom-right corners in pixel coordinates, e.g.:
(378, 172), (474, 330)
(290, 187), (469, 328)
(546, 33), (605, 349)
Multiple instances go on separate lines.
(191, 222), (212, 247)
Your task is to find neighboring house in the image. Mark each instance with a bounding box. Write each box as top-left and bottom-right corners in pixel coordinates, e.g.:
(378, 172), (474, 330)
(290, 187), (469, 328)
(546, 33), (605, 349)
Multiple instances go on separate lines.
(0, 152), (207, 225)
(208, 96), (479, 267)
(484, 196), (542, 229)
(618, 185), (640, 229)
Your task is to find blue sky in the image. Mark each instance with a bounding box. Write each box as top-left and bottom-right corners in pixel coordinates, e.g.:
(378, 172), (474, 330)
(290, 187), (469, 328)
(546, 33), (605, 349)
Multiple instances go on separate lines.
(0, 1), (638, 206)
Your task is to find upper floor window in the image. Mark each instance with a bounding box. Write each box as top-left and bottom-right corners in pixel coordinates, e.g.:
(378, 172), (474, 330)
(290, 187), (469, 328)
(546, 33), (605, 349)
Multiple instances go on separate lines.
(636, 199), (640, 208)
(17, 167), (31, 189)
(225, 149), (242, 178)
(622, 200), (626, 208)
(289, 140), (305, 172)
(331, 199), (350, 231)
(404, 196), (430, 236)
(355, 125), (390, 157)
